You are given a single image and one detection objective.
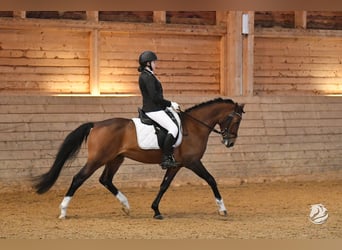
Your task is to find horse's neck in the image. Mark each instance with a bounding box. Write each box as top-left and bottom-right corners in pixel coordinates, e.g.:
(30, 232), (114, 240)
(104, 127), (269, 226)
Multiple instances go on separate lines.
(188, 105), (225, 129)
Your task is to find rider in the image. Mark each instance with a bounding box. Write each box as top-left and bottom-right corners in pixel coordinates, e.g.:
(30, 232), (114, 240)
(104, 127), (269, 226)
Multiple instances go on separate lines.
(137, 50), (181, 169)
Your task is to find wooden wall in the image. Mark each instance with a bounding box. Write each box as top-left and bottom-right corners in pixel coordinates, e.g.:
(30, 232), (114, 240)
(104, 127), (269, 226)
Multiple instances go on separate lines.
(254, 29), (342, 96)
(0, 29), (90, 94)
(1, 11), (342, 190)
(255, 11), (295, 28)
(0, 16), (223, 96)
(1, 12), (342, 97)
(307, 11), (342, 30)
(255, 11), (342, 30)
(1, 95), (342, 191)
(99, 32), (221, 95)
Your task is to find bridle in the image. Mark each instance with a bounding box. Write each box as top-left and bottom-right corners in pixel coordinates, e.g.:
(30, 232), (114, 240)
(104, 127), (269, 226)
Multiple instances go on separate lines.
(180, 110), (242, 138)
(219, 111), (242, 139)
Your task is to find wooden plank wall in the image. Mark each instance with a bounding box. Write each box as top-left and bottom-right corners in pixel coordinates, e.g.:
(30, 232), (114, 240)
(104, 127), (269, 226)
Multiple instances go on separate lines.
(99, 32), (221, 95)
(0, 29), (90, 94)
(255, 11), (295, 28)
(1, 12), (342, 190)
(254, 29), (342, 96)
(1, 95), (342, 191)
(0, 18), (222, 96)
(1, 12), (342, 97)
(99, 11), (153, 23)
(255, 11), (342, 30)
(166, 11), (216, 25)
(307, 11), (342, 30)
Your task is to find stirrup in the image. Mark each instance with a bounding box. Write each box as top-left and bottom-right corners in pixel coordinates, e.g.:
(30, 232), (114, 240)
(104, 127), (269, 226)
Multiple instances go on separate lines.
(160, 155), (181, 169)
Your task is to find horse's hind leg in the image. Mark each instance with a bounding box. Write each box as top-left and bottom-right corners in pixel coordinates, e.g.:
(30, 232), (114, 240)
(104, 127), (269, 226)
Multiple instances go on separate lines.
(186, 160), (227, 216)
(59, 161), (102, 219)
(99, 155), (130, 215)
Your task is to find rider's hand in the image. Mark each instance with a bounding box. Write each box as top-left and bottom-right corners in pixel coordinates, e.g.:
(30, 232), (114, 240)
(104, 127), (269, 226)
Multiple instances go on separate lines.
(171, 102), (180, 112)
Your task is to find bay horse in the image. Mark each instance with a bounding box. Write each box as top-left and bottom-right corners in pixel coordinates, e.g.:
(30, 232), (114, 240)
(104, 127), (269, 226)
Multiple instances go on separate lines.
(34, 98), (245, 219)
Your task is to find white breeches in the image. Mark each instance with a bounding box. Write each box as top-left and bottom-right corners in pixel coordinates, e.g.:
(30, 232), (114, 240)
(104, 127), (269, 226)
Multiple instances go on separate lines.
(145, 110), (179, 138)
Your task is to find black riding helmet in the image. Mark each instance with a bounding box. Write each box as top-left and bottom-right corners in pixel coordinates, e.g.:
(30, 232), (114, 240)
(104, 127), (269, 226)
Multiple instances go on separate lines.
(139, 51), (158, 65)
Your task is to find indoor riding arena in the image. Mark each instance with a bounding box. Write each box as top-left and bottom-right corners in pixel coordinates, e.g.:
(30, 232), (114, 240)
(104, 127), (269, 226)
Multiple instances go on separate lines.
(0, 11), (341, 239)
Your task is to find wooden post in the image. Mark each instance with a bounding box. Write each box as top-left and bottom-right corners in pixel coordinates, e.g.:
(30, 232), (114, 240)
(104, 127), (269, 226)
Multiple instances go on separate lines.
(86, 12), (100, 95)
(89, 30), (100, 95)
(224, 11), (254, 97)
(295, 11), (307, 29)
(153, 11), (166, 24)
(220, 33), (228, 96)
(242, 11), (254, 96)
(227, 11), (243, 96)
(86, 11), (99, 22)
(13, 11), (26, 19)
(216, 11), (227, 26)
(219, 11), (228, 95)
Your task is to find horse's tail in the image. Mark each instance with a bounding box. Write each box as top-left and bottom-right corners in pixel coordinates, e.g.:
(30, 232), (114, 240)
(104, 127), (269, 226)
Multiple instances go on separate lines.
(34, 122), (94, 194)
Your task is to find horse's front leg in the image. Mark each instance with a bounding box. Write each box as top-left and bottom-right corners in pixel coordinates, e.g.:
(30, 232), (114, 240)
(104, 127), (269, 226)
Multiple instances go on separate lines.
(151, 167), (180, 219)
(186, 160), (227, 216)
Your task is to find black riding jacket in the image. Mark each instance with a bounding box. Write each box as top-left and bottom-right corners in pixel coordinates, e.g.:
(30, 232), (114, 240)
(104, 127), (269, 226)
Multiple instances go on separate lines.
(139, 68), (171, 112)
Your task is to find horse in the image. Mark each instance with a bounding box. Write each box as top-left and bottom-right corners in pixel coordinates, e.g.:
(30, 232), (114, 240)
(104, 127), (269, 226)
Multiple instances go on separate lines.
(33, 98), (245, 220)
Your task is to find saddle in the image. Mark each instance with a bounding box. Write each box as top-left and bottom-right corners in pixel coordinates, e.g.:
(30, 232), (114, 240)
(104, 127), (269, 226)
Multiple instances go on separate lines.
(131, 108), (182, 150)
(138, 108), (179, 148)
(138, 108), (155, 125)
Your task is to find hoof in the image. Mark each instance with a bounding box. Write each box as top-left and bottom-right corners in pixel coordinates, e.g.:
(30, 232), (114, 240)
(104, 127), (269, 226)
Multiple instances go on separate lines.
(219, 210), (228, 217)
(58, 215), (66, 219)
(153, 214), (164, 220)
(121, 206), (130, 215)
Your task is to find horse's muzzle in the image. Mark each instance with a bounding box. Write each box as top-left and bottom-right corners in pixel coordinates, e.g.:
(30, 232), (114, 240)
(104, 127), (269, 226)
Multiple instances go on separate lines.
(222, 138), (235, 148)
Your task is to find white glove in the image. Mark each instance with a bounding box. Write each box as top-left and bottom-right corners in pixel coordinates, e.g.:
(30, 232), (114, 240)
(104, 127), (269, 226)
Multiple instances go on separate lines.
(171, 102), (180, 112)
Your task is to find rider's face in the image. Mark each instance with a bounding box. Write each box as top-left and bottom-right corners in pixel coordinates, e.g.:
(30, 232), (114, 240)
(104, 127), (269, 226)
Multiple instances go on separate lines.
(151, 61), (156, 71)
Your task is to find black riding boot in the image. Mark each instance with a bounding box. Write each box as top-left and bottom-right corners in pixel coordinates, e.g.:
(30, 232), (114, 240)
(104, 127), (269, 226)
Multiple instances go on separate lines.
(160, 134), (180, 169)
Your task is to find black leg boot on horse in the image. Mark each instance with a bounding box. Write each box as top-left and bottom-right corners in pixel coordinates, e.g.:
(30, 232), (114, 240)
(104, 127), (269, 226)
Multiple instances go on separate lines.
(160, 133), (181, 169)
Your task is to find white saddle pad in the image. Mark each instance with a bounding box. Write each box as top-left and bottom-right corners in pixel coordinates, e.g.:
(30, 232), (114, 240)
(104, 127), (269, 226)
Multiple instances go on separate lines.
(132, 108), (182, 150)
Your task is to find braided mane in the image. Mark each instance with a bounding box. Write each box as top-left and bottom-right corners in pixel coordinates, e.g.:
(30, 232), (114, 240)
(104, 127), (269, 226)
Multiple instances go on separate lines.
(185, 98), (234, 113)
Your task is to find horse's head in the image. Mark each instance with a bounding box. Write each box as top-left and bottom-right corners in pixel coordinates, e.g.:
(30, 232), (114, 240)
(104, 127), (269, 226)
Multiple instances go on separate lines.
(183, 98), (245, 148)
(218, 102), (245, 148)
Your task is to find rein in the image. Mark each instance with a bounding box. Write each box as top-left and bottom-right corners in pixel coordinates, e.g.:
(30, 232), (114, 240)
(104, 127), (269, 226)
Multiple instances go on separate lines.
(180, 110), (225, 135)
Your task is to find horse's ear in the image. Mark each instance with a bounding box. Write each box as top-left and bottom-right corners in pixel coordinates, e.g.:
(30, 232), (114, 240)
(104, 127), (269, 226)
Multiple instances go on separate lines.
(238, 103), (245, 113)
(241, 104), (245, 113)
